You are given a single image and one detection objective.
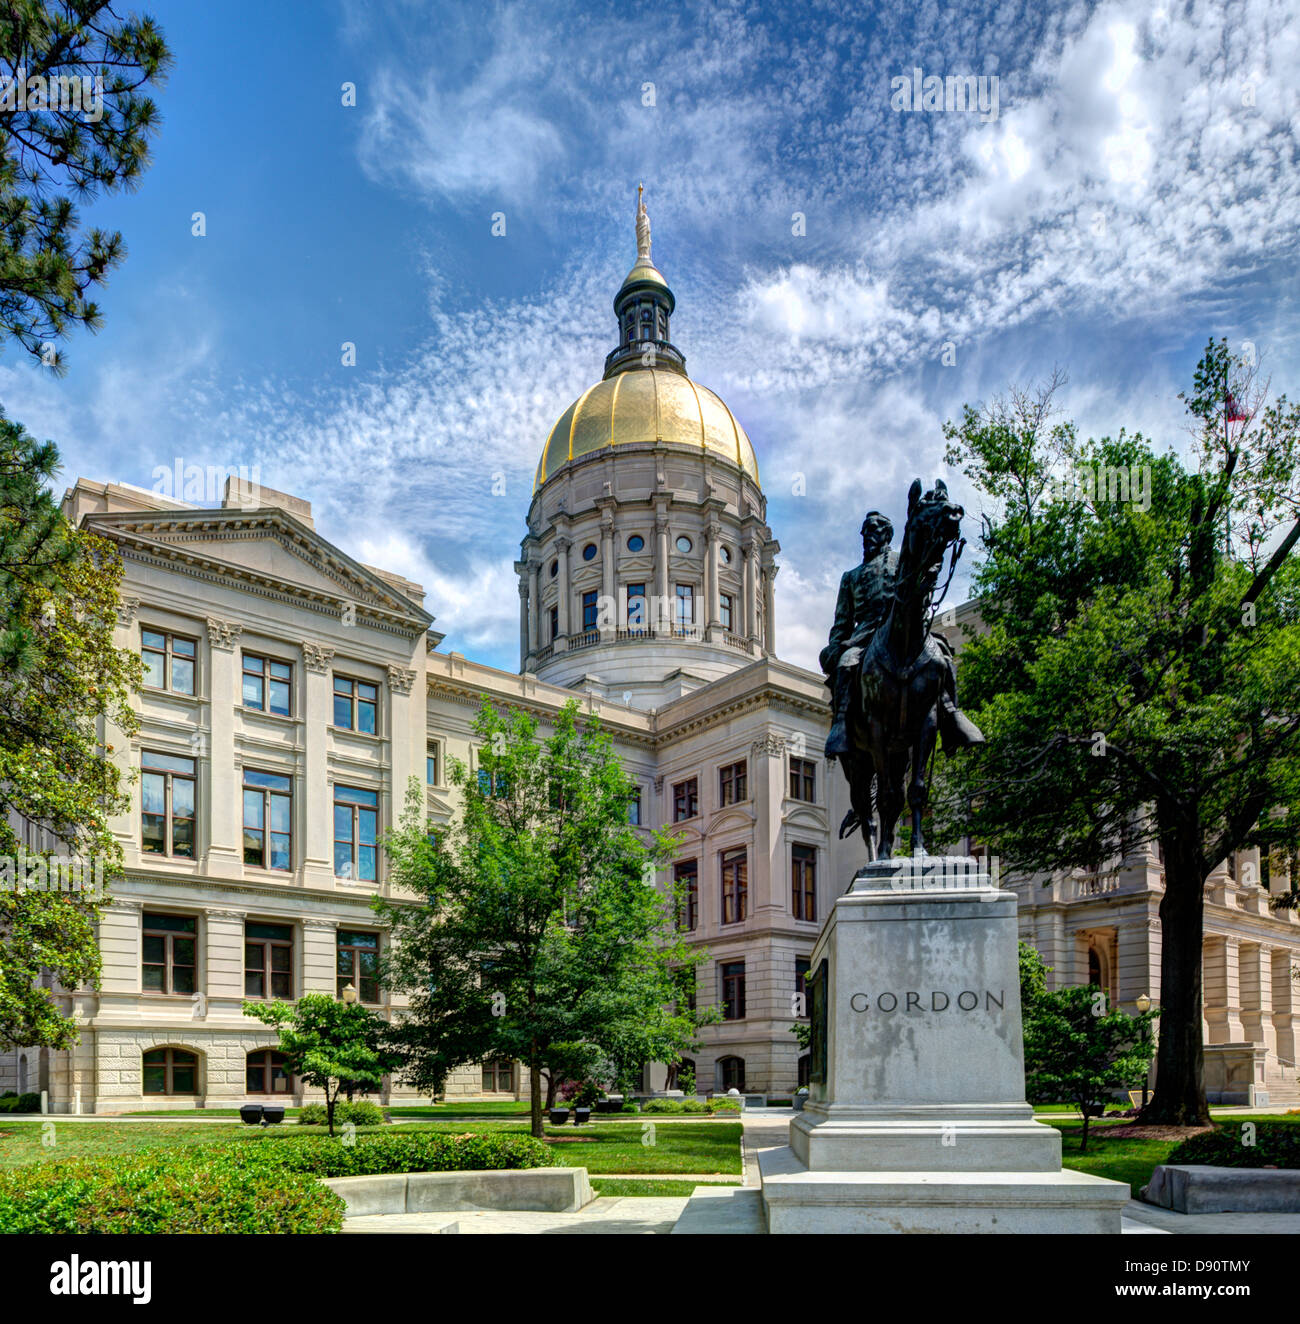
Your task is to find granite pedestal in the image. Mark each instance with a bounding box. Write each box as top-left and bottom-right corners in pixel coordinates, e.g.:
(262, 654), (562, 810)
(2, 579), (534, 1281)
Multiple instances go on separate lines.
(760, 855), (1130, 1233)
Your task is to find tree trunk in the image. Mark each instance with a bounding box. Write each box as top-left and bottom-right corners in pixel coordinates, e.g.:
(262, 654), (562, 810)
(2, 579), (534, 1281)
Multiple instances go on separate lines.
(326, 1084), (336, 1138)
(543, 1070), (557, 1111)
(1143, 827), (1212, 1125)
(1078, 1099), (1090, 1154)
(529, 1048), (543, 1139)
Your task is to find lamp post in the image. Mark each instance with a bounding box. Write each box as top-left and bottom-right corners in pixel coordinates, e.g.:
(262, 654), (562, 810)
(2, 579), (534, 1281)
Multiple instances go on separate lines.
(1135, 993), (1152, 1110)
(340, 983), (358, 1005)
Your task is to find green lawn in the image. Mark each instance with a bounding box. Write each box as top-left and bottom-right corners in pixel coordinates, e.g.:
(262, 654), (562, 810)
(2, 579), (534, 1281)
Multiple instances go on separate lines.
(0, 1118), (744, 1177)
(592, 1178), (741, 1197)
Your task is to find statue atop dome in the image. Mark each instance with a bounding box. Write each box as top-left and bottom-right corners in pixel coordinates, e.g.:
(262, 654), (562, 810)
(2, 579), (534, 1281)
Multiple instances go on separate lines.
(636, 182), (652, 263)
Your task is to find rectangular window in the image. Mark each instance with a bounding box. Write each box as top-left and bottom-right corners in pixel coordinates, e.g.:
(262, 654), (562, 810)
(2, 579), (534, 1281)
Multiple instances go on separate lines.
(141, 751), (196, 858)
(333, 675), (378, 734)
(245, 921), (293, 999)
(628, 787), (641, 826)
(721, 961), (746, 1021)
(550, 605), (559, 640)
(672, 777), (699, 822)
(334, 785), (379, 881)
(242, 653), (292, 716)
(481, 1060), (514, 1093)
(426, 743), (439, 786)
(789, 757), (816, 802)
(626, 583), (646, 631)
(581, 589), (599, 631)
(792, 843), (817, 922)
(141, 629), (196, 695)
(795, 957), (811, 999)
(142, 912), (197, 995)
(337, 930), (380, 1003)
(674, 583), (694, 629)
(719, 594), (734, 632)
(721, 847), (748, 924)
(719, 760), (747, 806)
(675, 859), (698, 932)
(243, 769), (292, 871)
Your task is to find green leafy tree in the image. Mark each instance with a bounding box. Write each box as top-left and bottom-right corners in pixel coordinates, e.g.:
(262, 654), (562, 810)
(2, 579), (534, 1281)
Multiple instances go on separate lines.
(935, 342), (1300, 1125)
(242, 993), (395, 1137)
(1022, 985), (1158, 1152)
(0, 1), (171, 372)
(379, 699), (708, 1139)
(0, 410), (138, 1051)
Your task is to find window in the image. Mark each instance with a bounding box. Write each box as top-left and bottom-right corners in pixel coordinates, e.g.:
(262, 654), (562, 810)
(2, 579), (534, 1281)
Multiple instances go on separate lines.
(242, 653), (292, 716)
(141, 751), (196, 858)
(675, 859), (698, 931)
(142, 912), (196, 994)
(721, 847), (748, 924)
(719, 593), (733, 631)
(627, 534), (645, 552)
(674, 583), (694, 629)
(337, 930), (380, 1003)
(243, 770), (292, 871)
(582, 542), (598, 561)
(672, 777), (698, 822)
(581, 589), (599, 631)
(550, 559), (558, 578)
(719, 1055), (745, 1090)
(549, 605), (559, 640)
(477, 768), (509, 797)
(426, 743), (439, 786)
(333, 675), (378, 734)
(141, 629), (196, 695)
(721, 964), (746, 1021)
(143, 1047), (197, 1095)
(246, 1049), (292, 1094)
(795, 957), (811, 1005)
(792, 844), (817, 922)
(481, 1060), (515, 1093)
(675, 535), (692, 553)
(334, 785), (379, 880)
(790, 757), (816, 802)
(628, 788), (641, 826)
(720, 545), (732, 565)
(626, 583), (646, 630)
(244, 922), (293, 999)
(719, 760), (747, 806)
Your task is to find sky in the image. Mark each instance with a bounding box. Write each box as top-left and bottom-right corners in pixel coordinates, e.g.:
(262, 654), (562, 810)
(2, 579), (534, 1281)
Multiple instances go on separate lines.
(2, 0), (1297, 673)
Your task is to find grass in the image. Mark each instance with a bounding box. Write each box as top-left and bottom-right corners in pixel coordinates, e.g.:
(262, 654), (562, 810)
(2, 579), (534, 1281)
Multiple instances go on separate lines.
(0, 1118), (744, 1177)
(592, 1178), (741, 1197)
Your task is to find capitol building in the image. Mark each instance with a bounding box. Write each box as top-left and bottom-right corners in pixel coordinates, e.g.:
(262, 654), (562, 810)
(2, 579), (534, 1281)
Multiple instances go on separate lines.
(3, 201), (1299, 1112)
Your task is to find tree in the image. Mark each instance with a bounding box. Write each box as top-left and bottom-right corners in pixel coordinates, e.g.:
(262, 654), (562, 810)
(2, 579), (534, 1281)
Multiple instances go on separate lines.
(242, 993), (394, 1137)
(0, 1), (171, 372)
(379, 699), (707, 1139)
(0, 409), (138, 1051)
(935, 341), (1300, 1125)
(1022, 984), (1158, 1152)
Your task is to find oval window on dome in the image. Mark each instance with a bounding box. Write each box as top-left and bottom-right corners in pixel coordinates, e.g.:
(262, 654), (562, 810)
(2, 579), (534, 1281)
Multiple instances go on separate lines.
(582, 543), (598, 562)
(550, 560), (558, 578)
(676, 535), (693, 554)
(627, 534), (645, 552)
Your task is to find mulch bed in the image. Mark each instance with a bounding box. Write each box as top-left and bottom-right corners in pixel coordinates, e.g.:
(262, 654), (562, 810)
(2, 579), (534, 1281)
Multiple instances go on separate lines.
(1092, 1124), (1215, 1141)
(542, 1135), (599, 1143)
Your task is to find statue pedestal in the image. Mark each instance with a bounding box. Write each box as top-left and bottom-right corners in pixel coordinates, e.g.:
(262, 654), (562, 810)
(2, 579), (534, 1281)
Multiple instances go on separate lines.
(760, 856), (1130, 1233)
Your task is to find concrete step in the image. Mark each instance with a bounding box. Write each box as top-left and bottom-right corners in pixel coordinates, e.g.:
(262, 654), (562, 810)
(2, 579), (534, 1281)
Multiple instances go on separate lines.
(671, 1185), (765, 1234)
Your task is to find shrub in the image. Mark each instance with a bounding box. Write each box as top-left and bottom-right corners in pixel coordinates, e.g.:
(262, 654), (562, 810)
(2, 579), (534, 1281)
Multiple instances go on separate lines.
(297, 1100), (384, 1127)
(236, 1129), (552, 1177)
(641, 1098), (707, 1114)
(0, 1093), (40, 1113)
(708, 1097), (742, 1113)
(1165, 1123), (1300, 1170)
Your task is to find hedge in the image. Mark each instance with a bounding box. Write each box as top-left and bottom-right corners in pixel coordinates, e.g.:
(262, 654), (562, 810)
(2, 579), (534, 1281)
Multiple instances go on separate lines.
(0, 1129), (552, 1233)
(1165, 1122), (1300, 1170)
(297, 1100), (384, 1127)
(0, 1093), (41, 1113)
(637, 1097), (741, 1114)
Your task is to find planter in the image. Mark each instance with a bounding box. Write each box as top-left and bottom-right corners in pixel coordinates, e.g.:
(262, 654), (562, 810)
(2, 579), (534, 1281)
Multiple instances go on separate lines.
(261, 1105), (285, 1125)
(239, 1104), (264, 1125)
(573, 1106), (591, 1125)
(793, 1094), (807, 1112)
(548, 1108), (570, 1126)
(595, 1099), (621, 1114)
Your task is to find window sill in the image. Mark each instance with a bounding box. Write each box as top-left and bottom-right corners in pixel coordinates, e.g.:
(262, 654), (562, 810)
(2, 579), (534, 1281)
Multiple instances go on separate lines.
(240, 706), (298, 724)
(141, 688), (204, 706)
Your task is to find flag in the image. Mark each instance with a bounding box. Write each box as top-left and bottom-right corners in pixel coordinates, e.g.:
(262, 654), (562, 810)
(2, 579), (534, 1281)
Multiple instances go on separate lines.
(1225, 391), (1249, 422)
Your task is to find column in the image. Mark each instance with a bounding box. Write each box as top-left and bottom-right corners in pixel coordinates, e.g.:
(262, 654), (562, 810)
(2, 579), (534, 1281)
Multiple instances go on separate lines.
(517, 575), (529, 664)
(385, 665), (418, 875)
(654, 512), (670, 632)
(704, 519), (720, 638)
(302, 644), (335, 889)
(1203, 935), (1245, 1042)
(301, 918), (339, 999)
(763, 561), (778, 655)
(751, 735), (787, 921)
(742, 543), (754, 642)
(555, 537), (571, 640)
(527, 560), (540, 658)
(600, 516), (616, 639)
(204, 908), (245, 1009)
(1239, 942), (1273, 1051)
(1272, 950), (1297, 1076)
(205, 617), (243, 878)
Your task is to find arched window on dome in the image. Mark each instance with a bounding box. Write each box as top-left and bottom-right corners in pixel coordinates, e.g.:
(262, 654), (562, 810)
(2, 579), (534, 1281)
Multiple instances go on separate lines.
(640, 306), (654, 340)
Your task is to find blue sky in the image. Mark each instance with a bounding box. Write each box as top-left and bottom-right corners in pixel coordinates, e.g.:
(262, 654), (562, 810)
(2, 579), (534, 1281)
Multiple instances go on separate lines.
(2, 0), (1297, 672)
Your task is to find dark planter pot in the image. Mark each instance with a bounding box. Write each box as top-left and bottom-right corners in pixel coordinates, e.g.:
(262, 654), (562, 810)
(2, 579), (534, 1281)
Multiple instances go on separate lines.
(573, 1106), (591, 1125)
(239, 1104), (264, 1126)
(793, 1094), (808, 1112)
(548, 1108), (570, 1126)
(595, 1099), (619, 1114)
(261, 1106), (285, 1125)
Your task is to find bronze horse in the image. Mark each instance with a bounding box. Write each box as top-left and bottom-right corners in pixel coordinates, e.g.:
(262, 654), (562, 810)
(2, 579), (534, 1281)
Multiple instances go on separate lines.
(844, 478), (980, 859)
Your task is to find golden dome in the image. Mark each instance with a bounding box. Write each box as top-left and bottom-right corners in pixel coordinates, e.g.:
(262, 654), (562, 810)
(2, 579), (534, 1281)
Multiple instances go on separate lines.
(535, 368), (760, 488)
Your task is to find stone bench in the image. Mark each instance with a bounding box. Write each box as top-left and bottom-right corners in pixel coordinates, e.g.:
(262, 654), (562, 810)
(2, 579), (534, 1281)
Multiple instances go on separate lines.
(323, 1167), (593, 1217)
(1142, 1165), (1300, 1214)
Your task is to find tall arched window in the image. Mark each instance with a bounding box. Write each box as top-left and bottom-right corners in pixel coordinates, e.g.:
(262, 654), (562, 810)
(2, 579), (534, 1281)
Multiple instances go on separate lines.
(718, 1056), (745, 1092)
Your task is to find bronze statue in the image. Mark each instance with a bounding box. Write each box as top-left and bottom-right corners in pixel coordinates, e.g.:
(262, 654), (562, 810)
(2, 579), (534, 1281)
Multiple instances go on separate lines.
(822, 478), (984, 859)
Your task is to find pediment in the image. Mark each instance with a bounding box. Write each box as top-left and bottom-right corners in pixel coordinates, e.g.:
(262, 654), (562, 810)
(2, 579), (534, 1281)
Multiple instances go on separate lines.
(709, 805), (755, 836)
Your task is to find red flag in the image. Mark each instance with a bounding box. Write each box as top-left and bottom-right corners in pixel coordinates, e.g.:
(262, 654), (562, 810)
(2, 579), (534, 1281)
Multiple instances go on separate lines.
(1225, 391), (1249, 422)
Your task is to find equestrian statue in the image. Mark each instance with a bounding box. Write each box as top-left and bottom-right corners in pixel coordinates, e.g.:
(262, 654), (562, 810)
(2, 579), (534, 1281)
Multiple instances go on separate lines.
(820, 478), (984, 860)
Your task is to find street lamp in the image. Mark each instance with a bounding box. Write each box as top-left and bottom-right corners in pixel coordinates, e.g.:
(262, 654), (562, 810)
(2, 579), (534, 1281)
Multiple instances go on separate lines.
(1135, 993), (1152, 1109)
(340, 983), (358, 1005)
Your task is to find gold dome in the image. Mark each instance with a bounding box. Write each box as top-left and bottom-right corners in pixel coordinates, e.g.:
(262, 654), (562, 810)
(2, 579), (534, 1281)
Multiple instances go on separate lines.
(535, 368), (760, 488)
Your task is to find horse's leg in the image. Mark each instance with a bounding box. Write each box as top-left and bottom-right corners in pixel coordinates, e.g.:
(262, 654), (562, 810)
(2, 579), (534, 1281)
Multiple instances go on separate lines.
(909, 703), (940, 855)
(874, 744), (906, 860)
